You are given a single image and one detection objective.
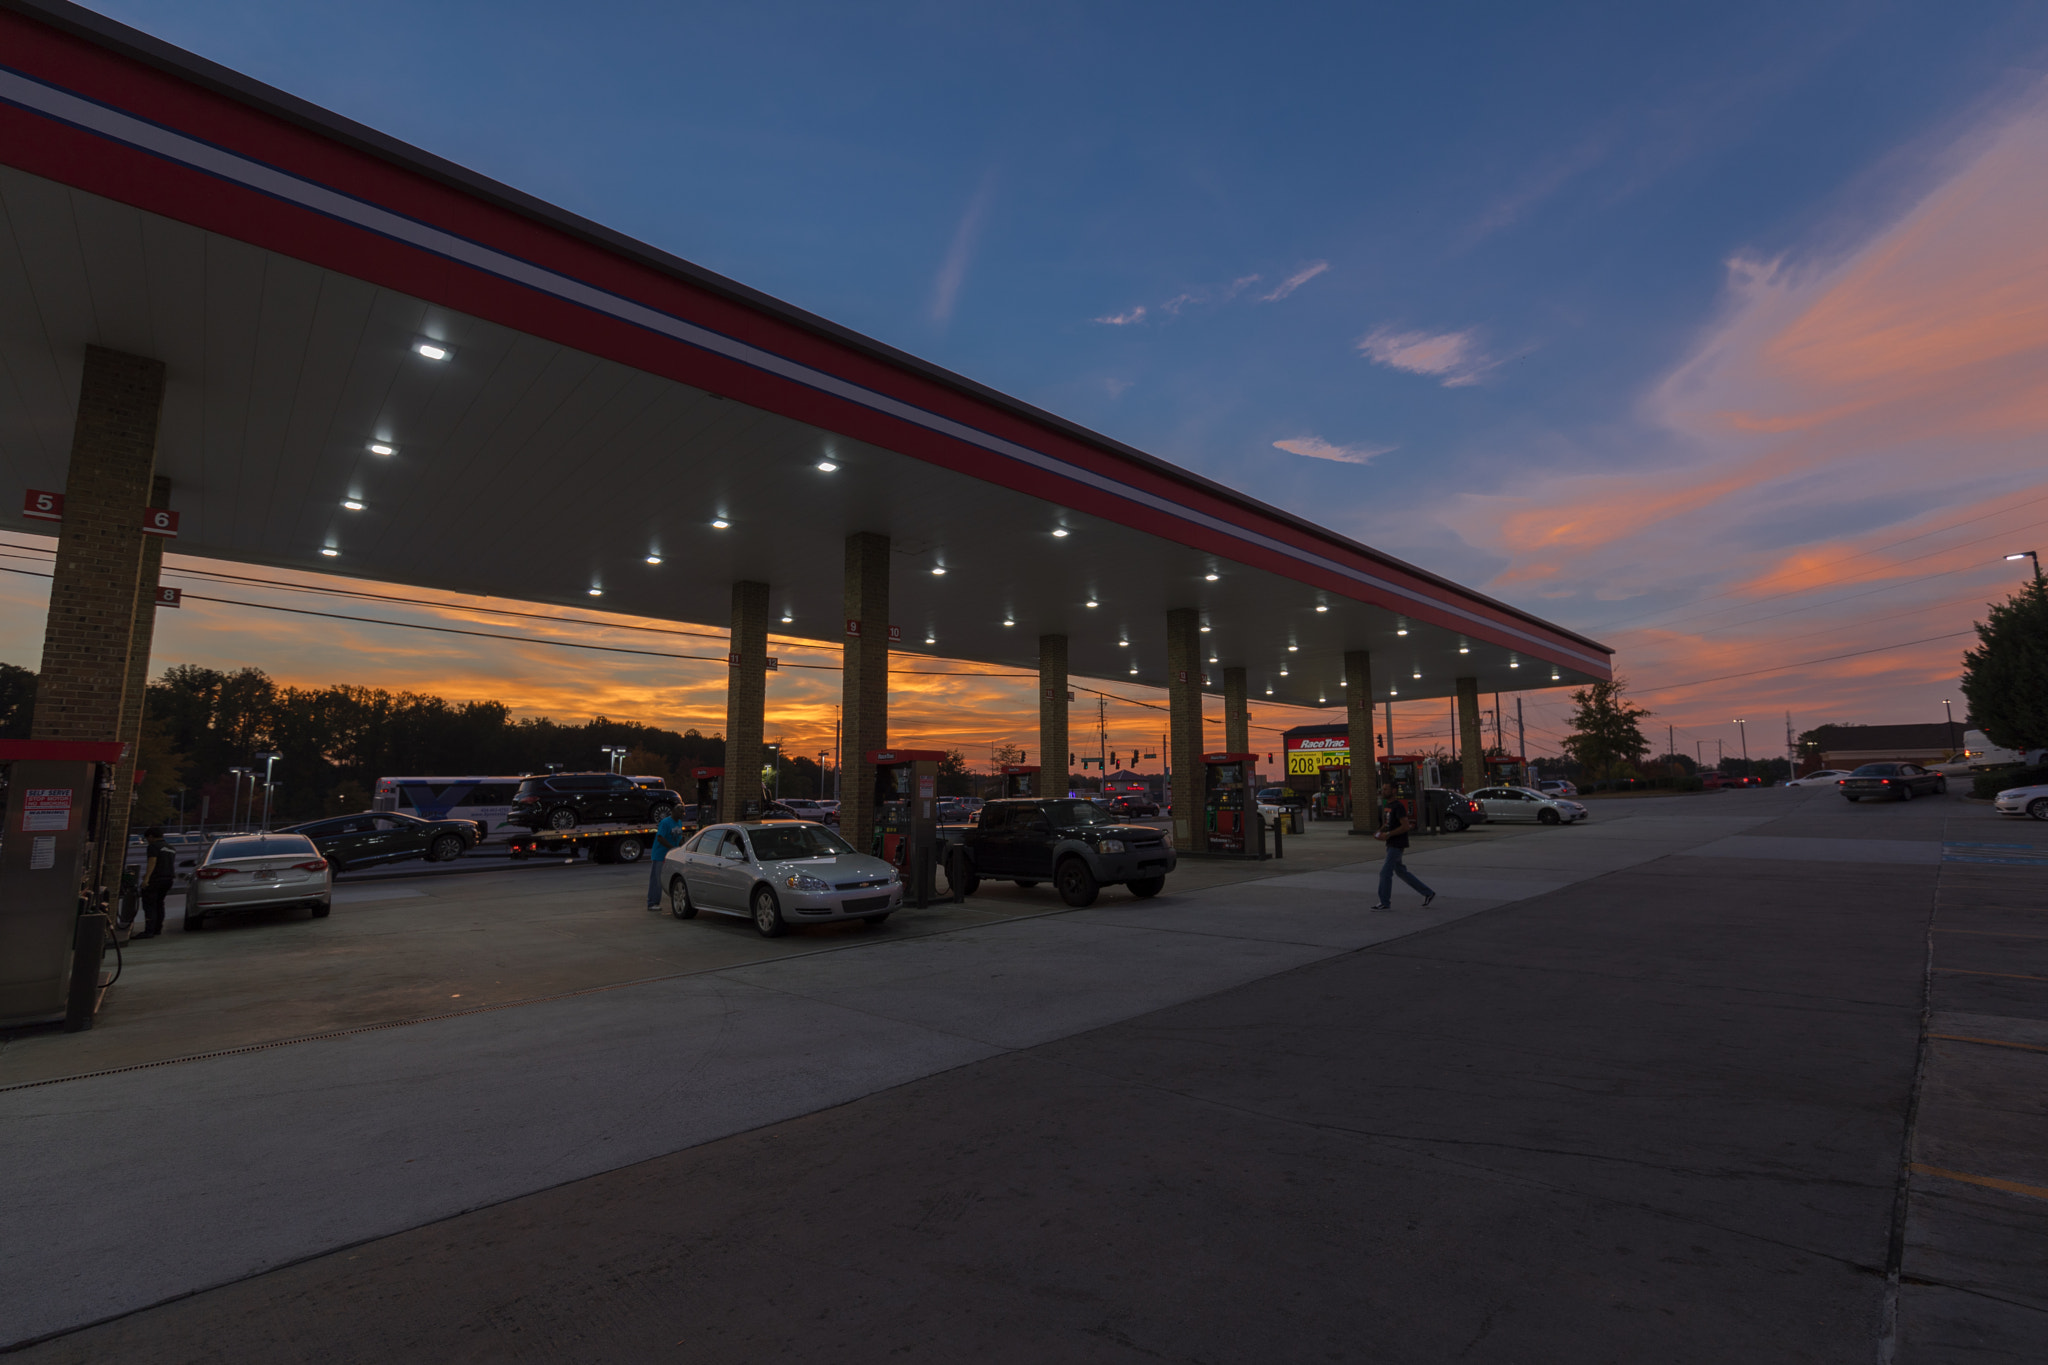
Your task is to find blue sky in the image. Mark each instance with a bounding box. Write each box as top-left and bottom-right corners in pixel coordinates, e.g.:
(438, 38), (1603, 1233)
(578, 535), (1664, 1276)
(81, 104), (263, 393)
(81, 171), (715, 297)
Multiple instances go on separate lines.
(17, 0), (2048, 755)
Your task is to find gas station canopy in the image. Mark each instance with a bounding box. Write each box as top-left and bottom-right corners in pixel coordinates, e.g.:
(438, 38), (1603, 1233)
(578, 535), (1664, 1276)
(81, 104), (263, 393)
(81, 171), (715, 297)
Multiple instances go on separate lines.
(0, 0), (1610, 708)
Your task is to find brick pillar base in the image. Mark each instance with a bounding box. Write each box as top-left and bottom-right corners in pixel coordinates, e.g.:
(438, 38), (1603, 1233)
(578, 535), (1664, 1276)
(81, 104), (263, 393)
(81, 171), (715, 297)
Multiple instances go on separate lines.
(1346, 651), (1378, 835)
(722, 581), (770, 821)
(841, 534), (889, 853)
(1038, 634), (1068, 799)
(1166, 609), (1202, 849)
(1456, 677), (1485, 792)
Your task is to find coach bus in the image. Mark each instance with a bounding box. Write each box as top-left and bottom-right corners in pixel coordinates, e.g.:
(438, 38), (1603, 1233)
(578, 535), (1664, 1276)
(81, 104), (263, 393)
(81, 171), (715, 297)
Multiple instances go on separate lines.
(373, 776), (526, 837)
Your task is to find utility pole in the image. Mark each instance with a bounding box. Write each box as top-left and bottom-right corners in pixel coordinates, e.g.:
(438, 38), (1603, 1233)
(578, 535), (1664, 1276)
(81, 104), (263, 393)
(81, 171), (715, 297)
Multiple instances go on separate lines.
(1668, 724), (1675, 771)
(1385, 698), (1395, 758)
(1493, 692), (1503, 752)
(1516, 697), (1526, 779)
(1785, 712), (1795, 774)
(1097, 696), (1109, 788)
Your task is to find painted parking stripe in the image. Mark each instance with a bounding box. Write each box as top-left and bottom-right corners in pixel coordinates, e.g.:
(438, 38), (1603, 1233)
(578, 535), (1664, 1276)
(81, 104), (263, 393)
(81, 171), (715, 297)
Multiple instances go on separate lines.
(1910, 1164), (2048, 1203)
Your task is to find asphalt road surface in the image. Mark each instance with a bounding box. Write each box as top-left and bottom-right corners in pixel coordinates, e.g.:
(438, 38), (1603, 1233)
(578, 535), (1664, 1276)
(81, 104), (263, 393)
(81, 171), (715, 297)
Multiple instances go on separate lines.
(5, 788), (2041, 1361)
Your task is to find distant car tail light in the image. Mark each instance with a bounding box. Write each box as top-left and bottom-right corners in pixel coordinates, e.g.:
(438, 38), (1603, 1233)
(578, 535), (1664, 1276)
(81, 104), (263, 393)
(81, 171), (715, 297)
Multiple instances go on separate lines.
(194, 866), (235, 879)
(293, 859), (329, 872)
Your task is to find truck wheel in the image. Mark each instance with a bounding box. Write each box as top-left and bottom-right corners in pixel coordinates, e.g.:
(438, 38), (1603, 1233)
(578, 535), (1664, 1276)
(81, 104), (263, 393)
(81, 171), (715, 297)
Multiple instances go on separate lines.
(862, 912), (892, 927)
(669, 875), (697, 919)
(1015, 879), (1040, 889)
(752, 886), (787, 938)
(1055, 858), (1099, 908)
(429, 834), (465, 863)
(1127, 876), (1165, 899)
(547, 807), (577, 831)
(948, 853), (979, 897)
(612, 837), (644, 863)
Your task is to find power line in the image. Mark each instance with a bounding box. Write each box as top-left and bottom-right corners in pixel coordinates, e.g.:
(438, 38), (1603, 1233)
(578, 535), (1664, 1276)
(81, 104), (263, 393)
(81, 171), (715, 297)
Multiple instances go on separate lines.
(1633, 629), (1976, 697)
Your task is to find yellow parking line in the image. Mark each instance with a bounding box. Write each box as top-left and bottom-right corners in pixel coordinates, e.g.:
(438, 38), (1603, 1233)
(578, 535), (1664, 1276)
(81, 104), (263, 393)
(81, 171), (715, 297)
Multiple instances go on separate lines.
(1928, 1033), (2048, 1054)
(1910, 1164), (2048, 1202)
(1936, 927), (2048, 940)
(1934, 968), (2048, 981)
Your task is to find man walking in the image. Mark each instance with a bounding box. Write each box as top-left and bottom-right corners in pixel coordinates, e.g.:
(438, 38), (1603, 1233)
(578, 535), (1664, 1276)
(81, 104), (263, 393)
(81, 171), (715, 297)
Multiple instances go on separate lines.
(133, 827), (177, 938)
(1372, 791), (1436, 911)
(648, 805), (687, 910)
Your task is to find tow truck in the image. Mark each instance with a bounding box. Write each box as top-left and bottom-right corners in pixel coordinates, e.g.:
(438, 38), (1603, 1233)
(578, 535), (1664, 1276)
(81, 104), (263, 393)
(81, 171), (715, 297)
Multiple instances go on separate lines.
(504, 821), (665, 865)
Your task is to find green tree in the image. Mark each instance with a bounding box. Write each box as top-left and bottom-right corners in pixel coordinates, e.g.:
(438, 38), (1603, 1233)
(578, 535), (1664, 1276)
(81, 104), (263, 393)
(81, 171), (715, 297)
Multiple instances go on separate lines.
(1960, 578), (2048, 751)
(1561, 678), (1651, 778)
(0, 661), (34, 739)
(937, 749), (974, 796)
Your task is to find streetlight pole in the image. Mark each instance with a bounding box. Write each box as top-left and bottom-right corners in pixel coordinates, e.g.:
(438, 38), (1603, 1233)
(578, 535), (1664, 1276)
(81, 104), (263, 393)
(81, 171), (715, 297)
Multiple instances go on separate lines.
(228, 768), (249, 830)
(256, 751), (281, 830)
(2005, 550), (2043, 582)
(1942, 698), (1958, 758)
(1733, 719), (1748, 769)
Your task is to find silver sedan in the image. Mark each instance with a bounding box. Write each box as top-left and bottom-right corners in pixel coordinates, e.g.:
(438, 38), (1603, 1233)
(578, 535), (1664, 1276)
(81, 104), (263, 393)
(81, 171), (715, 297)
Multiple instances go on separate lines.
(664, 820), (902, 936)
(185, 833), (333, 931)
(1469, 786), (1589, 825)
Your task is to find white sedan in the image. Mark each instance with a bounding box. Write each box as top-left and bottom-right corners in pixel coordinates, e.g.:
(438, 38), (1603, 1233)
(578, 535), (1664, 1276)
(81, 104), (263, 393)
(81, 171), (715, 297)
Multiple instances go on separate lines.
(1469, 786), (1587, 825)
(185, 832), (333, 931)
(1993, 783), (2048, 821)
(1784, 770), (1852, 787)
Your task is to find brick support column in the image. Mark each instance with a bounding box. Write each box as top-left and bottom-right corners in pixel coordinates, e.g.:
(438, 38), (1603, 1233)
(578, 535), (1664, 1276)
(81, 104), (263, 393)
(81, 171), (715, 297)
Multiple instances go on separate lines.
(841, 533), (889, 852)
(1346, 651), (1379, 836)
(32, 347), (165, 746)
(722, 581), (770, 822)
(1166, 608), (1203, 849)
(1456, 677), (1485, 792)
(106, 475), (173, 856)
(1038, 634), (1067, 799)
(1223, 666), (1249, 755)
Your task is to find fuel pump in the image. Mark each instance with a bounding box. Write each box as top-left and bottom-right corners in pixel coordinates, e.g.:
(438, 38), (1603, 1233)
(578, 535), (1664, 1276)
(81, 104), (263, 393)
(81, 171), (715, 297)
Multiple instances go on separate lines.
(999, 763), (1039, 797)
(869, 749), (943, 906)
(1, 740), (124, 1031)
(1379, 755), (1424, 806)
(1485, 754), (1525, 786)
(690, 767), (722, 827)
(1316, 763), (1351, 821)
(1199, 752), (1263, 858)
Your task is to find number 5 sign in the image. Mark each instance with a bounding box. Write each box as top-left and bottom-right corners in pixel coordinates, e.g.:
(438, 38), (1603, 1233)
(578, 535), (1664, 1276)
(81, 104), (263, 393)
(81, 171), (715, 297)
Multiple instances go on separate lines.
(22, 489), (62, 521)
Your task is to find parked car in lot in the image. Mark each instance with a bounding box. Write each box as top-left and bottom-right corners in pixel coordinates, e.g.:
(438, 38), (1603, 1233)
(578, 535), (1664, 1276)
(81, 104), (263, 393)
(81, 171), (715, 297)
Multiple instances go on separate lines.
(1256, 786), (1306, 810)
(1106, 794), (1160, 818)
(281, 810), (482, 872)
(1993, 781), (2048, 820)
(509, 772), (682, 830)
(950, 798), (1176, 906)
(1467, 786), (1588, 825)
(1784, 769), (1852, 788)
(1440, 792), (1487, 833)
(185, 833), (331, 931)
(1534, 780), (1578, 798)
(1841, 763), (1946, 802)
(936, 798), (975, 824)
(664, 820), (902, 936)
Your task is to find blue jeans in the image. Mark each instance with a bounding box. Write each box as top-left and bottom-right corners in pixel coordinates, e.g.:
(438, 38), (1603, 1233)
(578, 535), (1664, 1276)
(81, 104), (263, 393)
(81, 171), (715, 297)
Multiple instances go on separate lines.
(1377, 843), (1433, 905)
(647, 854), (667, 908)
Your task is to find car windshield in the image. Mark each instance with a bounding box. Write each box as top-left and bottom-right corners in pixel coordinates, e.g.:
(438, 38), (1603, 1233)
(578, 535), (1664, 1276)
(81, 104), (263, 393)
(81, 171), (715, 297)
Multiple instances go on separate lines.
(207, 835), (317, 861)
(748, 824), (856, 861)
(1851, 764), (1901, 776)
(1041, 800), (1117, 825)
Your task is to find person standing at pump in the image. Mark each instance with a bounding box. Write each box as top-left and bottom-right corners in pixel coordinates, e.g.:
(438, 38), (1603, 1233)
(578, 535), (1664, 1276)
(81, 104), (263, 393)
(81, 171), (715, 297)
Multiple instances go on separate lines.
(647, 806), (687, 910)
(1371, 792), (1436, 912)
(129, 827), (177, 938)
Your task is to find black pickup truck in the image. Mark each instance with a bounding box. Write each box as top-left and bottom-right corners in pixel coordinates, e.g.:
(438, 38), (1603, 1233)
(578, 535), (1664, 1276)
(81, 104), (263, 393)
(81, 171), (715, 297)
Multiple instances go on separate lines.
(948, 797), (1175, 907)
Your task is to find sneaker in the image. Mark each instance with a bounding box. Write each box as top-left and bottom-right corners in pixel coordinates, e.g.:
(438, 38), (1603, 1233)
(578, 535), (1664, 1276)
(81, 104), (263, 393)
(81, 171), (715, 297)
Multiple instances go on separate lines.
(1423, 893), (1436, 907)
(1370, 903), (1391, 911)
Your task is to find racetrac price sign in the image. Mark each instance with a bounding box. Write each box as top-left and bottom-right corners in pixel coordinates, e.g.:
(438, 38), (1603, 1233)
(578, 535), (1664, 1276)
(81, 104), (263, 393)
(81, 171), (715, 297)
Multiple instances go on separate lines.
(1285, 733), (1351, 777)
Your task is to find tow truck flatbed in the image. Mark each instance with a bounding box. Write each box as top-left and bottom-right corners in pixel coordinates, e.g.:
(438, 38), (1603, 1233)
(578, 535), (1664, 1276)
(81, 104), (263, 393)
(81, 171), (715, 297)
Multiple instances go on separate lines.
(505, 823), (661, 864)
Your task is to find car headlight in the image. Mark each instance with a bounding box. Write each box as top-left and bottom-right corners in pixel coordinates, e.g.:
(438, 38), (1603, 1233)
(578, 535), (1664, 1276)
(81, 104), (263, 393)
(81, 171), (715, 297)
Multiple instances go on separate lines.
(1097, 839), (1126, 853)
(784, 874), (832, 893)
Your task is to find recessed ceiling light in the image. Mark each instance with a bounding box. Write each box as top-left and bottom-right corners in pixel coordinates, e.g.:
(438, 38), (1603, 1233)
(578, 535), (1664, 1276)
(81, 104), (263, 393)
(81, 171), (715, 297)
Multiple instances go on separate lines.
(1315, 604), (1328, 613)
(1390, 687), (1399, 696)
(1204, 573), (1219, 581)
(341, 499), (364, 511)
(646, 555), (663, 565)
(319, 547), (338, 557)
(931, 567), (947, 576)
(711, 519), (730, 529)
(1118, 640), (1129, 647)
(781, 613), (794, 623)
(816, 460), (838, 472)
(1319, 696), (1326, 704)
(1003, 619), (1015, 627)
(926, 635), (936, 644)
(1052, 528), (1069, 538)
(368, 442), (396, 457)
(1412, 670), (1422, 679)
(1396, 628), (1409, 637)
(1287, 645), (1298, 652)
(415, 341), (450, 361)
(1199, 625), (1211, 633)
(1510, 660), (1520, 669)
(1086, 600), (1099, 608)
(1265, 687), (1274, 695)
(1208, 656), (1218, 663)
(588, 588), (603, 597)
(1458, 645), (1469, 654)
(1551, 671), (1561, 680)
(1129, 667), (1138, 675)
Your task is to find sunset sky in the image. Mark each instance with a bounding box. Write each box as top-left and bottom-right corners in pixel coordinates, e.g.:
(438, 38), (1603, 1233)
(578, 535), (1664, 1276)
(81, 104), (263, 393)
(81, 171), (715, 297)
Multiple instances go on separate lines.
(6, 1), (2048, 770)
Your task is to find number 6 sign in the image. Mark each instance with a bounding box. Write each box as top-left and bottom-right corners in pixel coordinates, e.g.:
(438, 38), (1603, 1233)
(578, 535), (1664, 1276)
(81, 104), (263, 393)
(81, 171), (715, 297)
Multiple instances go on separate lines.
(141, 507), (179, 537)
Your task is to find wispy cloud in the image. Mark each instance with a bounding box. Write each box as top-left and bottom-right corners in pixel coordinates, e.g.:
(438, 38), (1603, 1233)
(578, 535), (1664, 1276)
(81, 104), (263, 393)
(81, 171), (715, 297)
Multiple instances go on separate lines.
(1357, 326), (1495, 386)
(1093, 305), (1147, 326)
(1272, 435), (1394, 465)
(1258, 261), (1329, 301)
(929, 171), (997, 327)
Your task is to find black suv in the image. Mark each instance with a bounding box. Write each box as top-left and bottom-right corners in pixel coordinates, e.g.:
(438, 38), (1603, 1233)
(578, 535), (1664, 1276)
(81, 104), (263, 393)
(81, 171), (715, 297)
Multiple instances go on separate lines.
(280, 811), (482, 872)
(510, 772), (682, 831)
(953, 797), (1176, 906)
